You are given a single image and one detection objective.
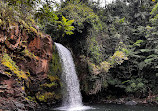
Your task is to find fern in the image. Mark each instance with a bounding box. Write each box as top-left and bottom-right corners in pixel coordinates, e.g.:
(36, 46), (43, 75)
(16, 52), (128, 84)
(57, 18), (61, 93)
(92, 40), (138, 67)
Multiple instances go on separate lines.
(57, 16), (75, 37)
(133, 40), (144, 47)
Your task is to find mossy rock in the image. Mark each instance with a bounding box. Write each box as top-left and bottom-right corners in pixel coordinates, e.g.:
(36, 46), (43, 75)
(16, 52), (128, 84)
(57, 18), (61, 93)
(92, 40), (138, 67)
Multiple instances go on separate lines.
(48, 44), (62, 77)
(36, 92), (55, 102)
(36, 91), (61, 102)
(40, 82), (58, 89)
(1, 53), (28, 80)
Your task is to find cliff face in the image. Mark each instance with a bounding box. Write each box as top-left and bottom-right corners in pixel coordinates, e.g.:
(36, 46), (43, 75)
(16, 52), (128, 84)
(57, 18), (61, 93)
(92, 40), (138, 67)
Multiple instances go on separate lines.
(0, 22), (61, 110)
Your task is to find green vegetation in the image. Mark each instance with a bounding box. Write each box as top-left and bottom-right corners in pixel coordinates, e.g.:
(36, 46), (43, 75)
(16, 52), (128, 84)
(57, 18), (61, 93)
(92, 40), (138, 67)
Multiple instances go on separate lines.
(49, 45), (62, 76)
(36, 92), (55, 102)
(1, 53), (28, 80)
(46, 0), (158, 101)
(0, 0), (37, 34)
(57, 16), (74, 37)
(1, 0), (158, 106)
(22, 48), (37, 59)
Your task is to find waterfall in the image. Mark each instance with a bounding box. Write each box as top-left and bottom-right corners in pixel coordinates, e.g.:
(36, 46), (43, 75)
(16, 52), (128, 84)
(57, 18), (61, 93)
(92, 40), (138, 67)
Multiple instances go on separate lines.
(55, 43), (91, 111)
(55, 42), (82, 108)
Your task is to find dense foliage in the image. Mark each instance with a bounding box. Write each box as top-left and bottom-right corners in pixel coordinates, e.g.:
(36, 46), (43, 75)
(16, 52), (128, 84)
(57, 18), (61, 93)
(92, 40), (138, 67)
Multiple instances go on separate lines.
(1, 0), (158, 104)
(47, 0), (158, 102)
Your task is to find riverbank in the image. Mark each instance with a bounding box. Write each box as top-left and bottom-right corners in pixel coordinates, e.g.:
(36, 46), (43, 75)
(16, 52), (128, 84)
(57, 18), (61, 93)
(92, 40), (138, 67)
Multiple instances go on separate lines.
(88, 96), (158, 107)
(84, 103), (158, 111)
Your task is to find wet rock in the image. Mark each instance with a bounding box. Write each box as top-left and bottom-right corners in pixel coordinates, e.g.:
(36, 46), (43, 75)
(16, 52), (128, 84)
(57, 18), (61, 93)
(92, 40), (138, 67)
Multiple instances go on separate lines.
(125, 100), (137, 106)
(14, 101), (25, 110)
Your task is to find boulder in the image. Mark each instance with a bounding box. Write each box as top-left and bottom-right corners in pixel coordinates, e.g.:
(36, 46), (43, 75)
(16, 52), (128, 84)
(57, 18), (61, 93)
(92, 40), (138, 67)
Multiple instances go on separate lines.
(125, 100), (137, 106)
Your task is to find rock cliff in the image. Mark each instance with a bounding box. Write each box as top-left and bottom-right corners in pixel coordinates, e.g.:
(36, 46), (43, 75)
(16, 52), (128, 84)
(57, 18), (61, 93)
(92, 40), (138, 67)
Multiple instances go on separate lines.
(0, 22), (61, 110)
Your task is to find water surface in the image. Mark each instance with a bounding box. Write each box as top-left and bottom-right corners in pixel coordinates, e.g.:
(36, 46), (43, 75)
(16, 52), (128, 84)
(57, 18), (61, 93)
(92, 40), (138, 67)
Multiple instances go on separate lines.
(88, 104), (158, 111)
(51, 104), (158, 111)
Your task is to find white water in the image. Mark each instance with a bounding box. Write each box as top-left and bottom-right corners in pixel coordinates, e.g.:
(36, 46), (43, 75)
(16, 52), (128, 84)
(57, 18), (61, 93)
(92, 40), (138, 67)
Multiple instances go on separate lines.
(55, 43), (91, 111)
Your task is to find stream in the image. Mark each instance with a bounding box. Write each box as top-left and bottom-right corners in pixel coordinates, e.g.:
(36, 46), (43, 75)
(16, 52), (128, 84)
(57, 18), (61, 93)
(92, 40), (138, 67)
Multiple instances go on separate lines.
(51, 104), (158, 111)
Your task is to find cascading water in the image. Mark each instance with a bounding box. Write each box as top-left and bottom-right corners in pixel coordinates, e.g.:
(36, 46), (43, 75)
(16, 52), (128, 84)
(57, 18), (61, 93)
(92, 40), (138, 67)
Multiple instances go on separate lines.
(55, 43), (91, 111)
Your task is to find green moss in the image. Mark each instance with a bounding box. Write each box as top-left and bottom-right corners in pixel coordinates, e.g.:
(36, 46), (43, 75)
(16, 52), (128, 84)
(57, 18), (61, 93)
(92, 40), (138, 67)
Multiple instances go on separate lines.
(40, 82), (57, 88)
(48, 45), (62, 76)
(4, 71), (12, 77)
(48, 75), (59, 82)
(0, 19), (3, 26)
(29, 26), (38, 34)
(46, 44), (63, 101)
(36, 92), (55, 102)
(1, 53), (28, 80)
(22, 48), (37, 59)
(19, 20), (38, 35)
(25, 96), (36, 102)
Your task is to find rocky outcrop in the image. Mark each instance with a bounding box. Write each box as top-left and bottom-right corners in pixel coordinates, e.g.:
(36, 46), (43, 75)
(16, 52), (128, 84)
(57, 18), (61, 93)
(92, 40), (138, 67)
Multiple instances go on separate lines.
(125, 100), (137, 106)
(0, 22), (61, 110)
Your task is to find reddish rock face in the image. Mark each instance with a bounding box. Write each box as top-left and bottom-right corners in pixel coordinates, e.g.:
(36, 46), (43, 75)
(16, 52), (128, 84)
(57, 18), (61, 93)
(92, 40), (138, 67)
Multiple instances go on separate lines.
(0, 22), (55, 110)
(27, 34), (53, 77)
